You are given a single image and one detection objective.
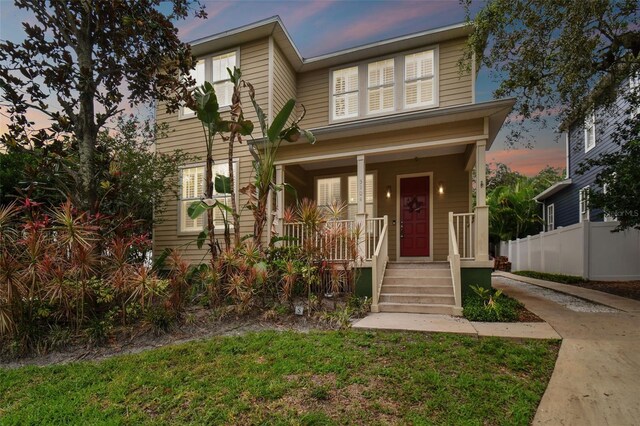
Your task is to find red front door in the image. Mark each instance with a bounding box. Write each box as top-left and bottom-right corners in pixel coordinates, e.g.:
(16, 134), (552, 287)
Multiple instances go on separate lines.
(400, 176), (430, 257)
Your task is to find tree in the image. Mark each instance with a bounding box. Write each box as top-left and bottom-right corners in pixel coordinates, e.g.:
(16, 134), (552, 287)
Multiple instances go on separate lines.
(464, 0), (639, 143)
(487, 165), (563, 244)
(0, 0), (205, 212)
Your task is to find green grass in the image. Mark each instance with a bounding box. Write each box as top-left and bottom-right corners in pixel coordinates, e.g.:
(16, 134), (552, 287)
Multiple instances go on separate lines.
(514, 270), (585, 284)
(0, 330), (559, 425)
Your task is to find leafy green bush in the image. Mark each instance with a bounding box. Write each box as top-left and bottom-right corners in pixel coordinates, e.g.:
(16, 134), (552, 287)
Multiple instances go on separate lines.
(463, 285), (521, 322)
(514, 271), (585, 284)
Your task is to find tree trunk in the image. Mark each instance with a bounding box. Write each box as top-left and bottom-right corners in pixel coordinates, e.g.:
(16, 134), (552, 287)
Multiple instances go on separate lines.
(76, 6), (97, 212)
(206, 151), (217, 261)
(228, 139), (240, 247)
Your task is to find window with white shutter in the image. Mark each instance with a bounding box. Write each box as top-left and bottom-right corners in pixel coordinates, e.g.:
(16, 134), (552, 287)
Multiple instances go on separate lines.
(179, 160), (239, 233)
(332, 66), (359, 120)
(180, 166), (205, 232)
(211, 52), (236, 107)
(584, 112), (596, 152)
(317, 177), (342, 208)
(404, 50), (435, 108)
(347, 174), (374, 220)
(182, 59), (206, 117)
(368, 59), (395, 114)
(546, 204), (554, 231)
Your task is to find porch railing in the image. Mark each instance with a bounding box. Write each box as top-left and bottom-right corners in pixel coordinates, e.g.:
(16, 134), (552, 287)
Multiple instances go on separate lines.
(282, 217), (386, 262)
(371, 215), (388, 313)
(452, 212), (475, 260)
(448, 212), (463, 312)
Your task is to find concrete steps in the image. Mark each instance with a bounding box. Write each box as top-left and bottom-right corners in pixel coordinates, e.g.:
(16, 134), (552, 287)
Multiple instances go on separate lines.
(378, 262), (458, 315)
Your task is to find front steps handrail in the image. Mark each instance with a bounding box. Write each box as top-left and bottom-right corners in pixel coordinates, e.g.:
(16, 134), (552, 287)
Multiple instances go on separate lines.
(371, 215), (388, 312)
(448, 212), (463, 311)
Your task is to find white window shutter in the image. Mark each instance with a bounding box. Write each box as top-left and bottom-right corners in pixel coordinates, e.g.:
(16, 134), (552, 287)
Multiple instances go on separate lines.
(317, 177), (341, 206)
(405, 50), (435, 108)
(368, 59), (394, 114)
(333, 67), (359, 119)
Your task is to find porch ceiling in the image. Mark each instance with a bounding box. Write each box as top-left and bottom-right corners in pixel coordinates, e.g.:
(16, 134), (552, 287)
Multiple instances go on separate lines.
(299, 144), (467, 170)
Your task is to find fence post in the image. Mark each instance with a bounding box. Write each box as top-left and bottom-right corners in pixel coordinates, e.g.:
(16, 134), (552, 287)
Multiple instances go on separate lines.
(526, 235), (531, 271)
(582, 221), (590, 279)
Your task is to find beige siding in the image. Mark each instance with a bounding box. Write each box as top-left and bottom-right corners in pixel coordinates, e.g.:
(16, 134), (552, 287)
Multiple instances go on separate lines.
(292, 153), (470, 261)
(272, 42), (297, 118)
(154, 38), (269, 264)
(296, 68), (329, 128)
(276, 119), (484, 163)
(439, 37), (473, 107)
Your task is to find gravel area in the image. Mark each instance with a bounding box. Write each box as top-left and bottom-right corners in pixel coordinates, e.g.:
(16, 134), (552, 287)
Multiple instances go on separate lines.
(494, 276), (620, 313)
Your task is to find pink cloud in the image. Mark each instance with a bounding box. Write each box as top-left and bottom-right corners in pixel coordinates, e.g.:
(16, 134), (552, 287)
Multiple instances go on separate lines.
(285, 0), (337, 27)
(315, 2), (452, 53)
(177, 2), (234, 40)
(488, 147), (565, 176)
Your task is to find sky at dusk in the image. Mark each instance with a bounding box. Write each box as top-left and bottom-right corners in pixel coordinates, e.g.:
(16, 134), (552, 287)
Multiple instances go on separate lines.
(0, 0), (565, 176)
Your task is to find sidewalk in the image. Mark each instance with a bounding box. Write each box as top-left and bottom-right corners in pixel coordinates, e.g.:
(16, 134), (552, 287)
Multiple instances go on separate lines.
(352, 313), (561, 339)
(493, 274), (640, 426)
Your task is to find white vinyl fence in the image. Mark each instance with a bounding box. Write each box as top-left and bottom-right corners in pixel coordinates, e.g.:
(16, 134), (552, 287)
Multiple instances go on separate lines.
(499, 221), (640, 281)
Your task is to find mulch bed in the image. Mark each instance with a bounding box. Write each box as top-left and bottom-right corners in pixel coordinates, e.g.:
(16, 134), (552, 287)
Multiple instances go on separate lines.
(516, 305), (543, 322)
(567, 280), (640, 301)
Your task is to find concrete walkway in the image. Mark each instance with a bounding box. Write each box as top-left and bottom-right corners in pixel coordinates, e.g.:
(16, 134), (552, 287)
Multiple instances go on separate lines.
(494, 272), (640, 426)
(352, 312), (561, 339)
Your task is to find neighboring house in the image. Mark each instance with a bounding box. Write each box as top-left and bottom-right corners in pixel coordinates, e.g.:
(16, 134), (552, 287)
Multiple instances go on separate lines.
(504, 75), (640, 281)
(535, 74), (639, 228)
(154, 17), (514, 314)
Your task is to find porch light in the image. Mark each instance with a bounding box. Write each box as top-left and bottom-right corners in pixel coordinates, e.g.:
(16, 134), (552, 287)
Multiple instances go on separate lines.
(438, 182), (445, 195)
(386, 185), (392, 199)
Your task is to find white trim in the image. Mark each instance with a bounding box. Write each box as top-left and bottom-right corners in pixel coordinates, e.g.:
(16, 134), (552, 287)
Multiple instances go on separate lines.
(584, 111), (596, 153)
(471, 51), (476, 104)
(275, 134), (484, 166)
(396, 172), (434, 261)
(267, 36), (274, 123)
(565, 132), (570, 178)
(546, 203), (555, 232)
(579, 185), (590, 223)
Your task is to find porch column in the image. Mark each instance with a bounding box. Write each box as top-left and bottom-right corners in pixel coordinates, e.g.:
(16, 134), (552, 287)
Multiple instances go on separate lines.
(475, 140), (489, 261)
(275, 164), (284, 239)
(356, 154), (367, 261)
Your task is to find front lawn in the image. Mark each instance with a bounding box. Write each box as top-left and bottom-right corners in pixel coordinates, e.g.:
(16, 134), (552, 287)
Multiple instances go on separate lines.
(0, 330), (559, 425)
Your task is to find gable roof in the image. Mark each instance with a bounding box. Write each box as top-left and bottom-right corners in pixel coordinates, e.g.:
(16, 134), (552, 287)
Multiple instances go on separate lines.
(534, 178), (572, 202)
(189, 16), (472, 73)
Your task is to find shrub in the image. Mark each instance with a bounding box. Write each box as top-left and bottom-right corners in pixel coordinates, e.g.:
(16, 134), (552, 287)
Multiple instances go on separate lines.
(463, 285), (521, 322)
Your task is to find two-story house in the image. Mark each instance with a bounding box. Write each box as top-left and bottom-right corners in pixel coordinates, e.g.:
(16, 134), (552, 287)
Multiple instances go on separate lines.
(535, 74), (639, 229)
(153, 17), (514, 315)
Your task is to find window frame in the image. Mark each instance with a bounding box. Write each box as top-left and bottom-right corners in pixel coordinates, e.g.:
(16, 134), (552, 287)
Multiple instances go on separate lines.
(584, 111), (596, 153)
(546, 203), (555, 232)
(579, 186), (590, 223)
(403, 49), (437, 110)
(179, 48), (240, 120)
(328, 45), (439, 124)
(314, 171), (377, 220)
(367, 58), (396, 115)
(331, 66), (360, 121)
(177, 159), (240, 234)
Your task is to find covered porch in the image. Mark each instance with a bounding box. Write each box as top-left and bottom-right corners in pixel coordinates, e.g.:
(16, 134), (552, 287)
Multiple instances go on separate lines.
(266, 100), (513, 313)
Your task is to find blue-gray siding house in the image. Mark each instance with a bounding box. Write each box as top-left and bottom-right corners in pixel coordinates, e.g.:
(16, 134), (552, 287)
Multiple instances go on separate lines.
(535, 76), (638, 230)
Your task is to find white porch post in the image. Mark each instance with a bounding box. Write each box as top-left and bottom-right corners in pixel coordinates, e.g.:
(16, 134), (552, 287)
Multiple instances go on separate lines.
(356, 155), (367, 261)
(275, 164), (284, 240)
(475, 140), (489, 262)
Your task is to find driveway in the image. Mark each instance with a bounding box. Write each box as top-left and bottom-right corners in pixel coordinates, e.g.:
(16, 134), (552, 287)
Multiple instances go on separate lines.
(493, 273), (640, 426)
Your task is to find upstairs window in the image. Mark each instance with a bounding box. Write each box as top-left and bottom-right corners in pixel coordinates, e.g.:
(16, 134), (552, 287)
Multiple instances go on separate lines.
(367, 59), (395, 114)
(182, 59), (206, 117)
(404, 50), (435, 108)
(211, 52), (236, 107)
(332, 66), (359, 120)
(546, 204), (555, 231)
(584, 112), (596, 152)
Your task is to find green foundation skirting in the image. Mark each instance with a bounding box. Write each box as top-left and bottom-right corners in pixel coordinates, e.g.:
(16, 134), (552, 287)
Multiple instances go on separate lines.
(355, 267), (372, 298)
